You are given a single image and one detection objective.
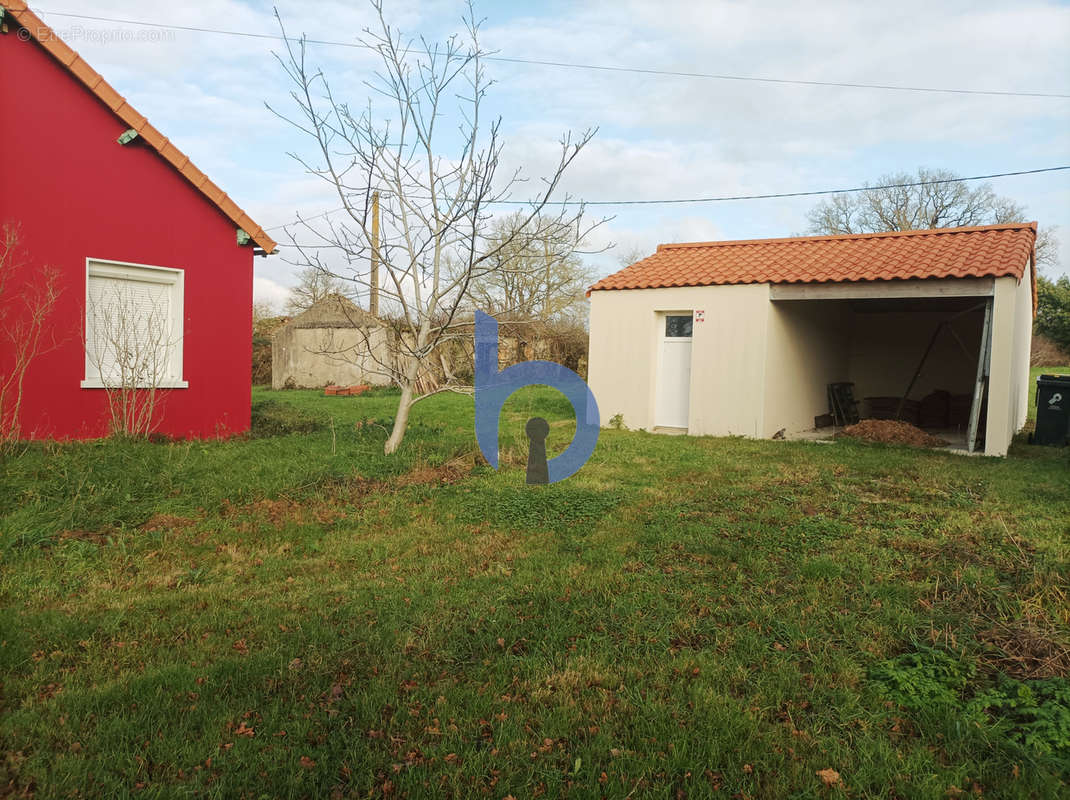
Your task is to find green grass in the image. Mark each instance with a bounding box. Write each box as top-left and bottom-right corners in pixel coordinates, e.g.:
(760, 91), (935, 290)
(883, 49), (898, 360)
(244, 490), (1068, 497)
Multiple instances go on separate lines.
(2, 385), (1069, 798)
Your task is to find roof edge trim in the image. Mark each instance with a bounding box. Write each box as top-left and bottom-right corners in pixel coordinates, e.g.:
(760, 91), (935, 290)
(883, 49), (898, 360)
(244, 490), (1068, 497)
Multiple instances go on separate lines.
(6, 2), (277, 253)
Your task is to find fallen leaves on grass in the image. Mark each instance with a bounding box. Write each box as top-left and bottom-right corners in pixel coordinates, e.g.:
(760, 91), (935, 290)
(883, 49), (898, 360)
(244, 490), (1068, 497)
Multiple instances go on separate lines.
(979, 621), (1070, 679)
(816, 768), (841, 787)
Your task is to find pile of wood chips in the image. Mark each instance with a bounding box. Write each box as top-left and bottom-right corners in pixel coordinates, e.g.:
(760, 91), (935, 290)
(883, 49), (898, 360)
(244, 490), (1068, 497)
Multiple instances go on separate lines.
(841, 419), (949, 448)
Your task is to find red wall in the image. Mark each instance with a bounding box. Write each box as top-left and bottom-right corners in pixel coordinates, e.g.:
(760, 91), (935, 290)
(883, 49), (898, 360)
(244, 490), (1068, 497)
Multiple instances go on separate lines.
(0, 32), (254, 439)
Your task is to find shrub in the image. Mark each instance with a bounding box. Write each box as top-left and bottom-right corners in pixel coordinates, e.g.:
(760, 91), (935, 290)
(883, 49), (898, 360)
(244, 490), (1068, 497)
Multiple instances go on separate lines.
(249, 400), (325, 437)
(252, 315), (288, 386)
(1036, 275), (1070, 355)
(1032, 333), (1070, 367)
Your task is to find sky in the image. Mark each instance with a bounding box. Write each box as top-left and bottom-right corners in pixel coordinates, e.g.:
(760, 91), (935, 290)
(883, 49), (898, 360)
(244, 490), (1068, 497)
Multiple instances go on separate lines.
(30, 0), (1070, 311)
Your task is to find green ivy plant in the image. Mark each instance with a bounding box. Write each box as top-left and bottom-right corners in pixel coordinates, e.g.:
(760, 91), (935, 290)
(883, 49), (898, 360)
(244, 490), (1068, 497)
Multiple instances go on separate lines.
(870, 647), (1070, 772)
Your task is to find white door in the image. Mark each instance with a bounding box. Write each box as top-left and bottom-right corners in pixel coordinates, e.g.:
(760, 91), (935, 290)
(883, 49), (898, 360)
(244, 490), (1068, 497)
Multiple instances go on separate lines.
(655, 313), (693, 428)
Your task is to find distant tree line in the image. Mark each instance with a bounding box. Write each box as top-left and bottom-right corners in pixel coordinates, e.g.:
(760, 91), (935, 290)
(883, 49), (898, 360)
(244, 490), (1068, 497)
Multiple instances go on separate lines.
(1036, 275), (1070, 356)
(808, 166), (1067, 364)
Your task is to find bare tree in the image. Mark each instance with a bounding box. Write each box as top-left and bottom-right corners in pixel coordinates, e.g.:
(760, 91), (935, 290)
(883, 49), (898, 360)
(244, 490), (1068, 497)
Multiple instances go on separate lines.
(85, 281), (179, 437)
(284, 265), (354, 315)
(614, 244), (649, 269)
(0, 223), (60, 448)
(461, 211), (597, 324)
(253, 300), (280, 325)
(269, 1), (600, 454)
(806, 167), (1057, 267)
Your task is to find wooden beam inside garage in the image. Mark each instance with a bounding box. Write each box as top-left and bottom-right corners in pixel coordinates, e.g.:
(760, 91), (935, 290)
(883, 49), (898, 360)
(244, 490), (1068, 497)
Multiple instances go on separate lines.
(769, 277), (995, 301)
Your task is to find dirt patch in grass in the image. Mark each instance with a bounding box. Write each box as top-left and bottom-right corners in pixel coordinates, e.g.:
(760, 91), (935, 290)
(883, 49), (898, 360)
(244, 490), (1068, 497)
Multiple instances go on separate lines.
(217, 457), (476, 529)
(979, 622), (1070, 679)
(841, 419), (949, 448)
(51, 517), (196, 547)
(393, 456), (473, 488)
(56, 528), (116, 544)
(323, 455), (476, 498)
(139, 513), (199, 533)
(221, 497), (342, 529)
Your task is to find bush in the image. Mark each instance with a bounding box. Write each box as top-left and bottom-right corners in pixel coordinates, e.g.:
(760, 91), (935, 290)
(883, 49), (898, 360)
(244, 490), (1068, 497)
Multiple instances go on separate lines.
(1032, 333), (1070, 367)
(1036, 275), (1070, 354)
(252, 315), (289, 386)
(249, 400), (325, 437)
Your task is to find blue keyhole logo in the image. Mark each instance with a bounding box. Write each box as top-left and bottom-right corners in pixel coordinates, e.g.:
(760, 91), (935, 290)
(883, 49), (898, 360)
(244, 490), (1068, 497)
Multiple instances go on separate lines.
(474, 311), (600, 483)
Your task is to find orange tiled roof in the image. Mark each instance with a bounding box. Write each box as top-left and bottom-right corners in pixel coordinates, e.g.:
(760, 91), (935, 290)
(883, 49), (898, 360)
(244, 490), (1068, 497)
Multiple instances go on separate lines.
(590, 223), (1037, 298)
(6, 2), (276, 254)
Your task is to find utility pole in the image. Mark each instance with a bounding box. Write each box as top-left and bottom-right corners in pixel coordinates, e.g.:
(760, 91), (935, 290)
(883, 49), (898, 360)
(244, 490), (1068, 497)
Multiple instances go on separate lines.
(370, 191), (380, 317)
(543, 237), (551, 321)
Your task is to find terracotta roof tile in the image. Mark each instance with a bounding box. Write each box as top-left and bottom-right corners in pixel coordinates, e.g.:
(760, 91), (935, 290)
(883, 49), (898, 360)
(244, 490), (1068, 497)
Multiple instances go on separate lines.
(590, 223), (1036, 304)
(6, 2), (276, 253)
(68, 56), (101, 88)
(92, 81), (125, 112)
(137, 122), (166, 148)
(124, 109), (149, 132)
(183, 163), (207, 190)
(201, 179), (226, 206)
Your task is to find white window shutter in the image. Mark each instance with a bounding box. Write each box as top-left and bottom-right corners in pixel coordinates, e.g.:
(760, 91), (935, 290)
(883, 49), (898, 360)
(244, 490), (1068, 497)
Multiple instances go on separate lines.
(84, 261), (184, 388)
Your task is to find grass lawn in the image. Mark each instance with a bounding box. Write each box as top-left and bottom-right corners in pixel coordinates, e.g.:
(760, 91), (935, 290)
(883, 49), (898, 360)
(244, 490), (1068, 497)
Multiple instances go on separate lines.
(2, 385), (1068, 798)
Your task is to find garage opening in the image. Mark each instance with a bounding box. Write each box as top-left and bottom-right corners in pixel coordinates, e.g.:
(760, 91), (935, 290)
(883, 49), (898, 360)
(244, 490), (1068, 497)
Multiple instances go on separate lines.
(766, 293), (992, 452)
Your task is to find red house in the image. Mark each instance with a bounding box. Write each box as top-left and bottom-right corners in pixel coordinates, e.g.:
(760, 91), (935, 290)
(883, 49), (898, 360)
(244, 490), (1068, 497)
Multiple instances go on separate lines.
(0, 3), (277, 439)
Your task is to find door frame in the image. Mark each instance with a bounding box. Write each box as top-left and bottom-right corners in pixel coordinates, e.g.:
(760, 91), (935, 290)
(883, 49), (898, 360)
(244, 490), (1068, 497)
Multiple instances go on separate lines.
(654, 310), (694, 429)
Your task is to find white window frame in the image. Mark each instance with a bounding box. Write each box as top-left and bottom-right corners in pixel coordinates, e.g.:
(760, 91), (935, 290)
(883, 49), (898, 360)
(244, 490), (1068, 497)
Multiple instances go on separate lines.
(81, 258), (188, 389)
(661, 311), (694, 341)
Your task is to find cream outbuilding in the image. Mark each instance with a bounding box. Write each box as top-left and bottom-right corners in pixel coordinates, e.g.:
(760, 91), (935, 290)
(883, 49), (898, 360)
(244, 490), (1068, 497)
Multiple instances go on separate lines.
(271, 295), (393, 390)
(587, 223), (1037, 456)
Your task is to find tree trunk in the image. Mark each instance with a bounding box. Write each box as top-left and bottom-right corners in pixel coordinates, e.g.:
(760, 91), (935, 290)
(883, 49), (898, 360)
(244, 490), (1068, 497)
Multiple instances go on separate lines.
(385, 347), (424, 455)
(384, 381), (413, 454)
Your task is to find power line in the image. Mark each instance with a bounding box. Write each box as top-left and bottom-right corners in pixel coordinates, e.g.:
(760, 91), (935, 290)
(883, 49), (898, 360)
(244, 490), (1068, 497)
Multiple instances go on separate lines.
(265, 165), (1070, 234)
(33, 9), (1070, 100)
(485, 56), (1070, 100)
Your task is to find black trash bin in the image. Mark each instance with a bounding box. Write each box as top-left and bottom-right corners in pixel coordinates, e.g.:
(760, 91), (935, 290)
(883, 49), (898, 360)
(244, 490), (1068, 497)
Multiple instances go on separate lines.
(1033, 374), (1070, 447)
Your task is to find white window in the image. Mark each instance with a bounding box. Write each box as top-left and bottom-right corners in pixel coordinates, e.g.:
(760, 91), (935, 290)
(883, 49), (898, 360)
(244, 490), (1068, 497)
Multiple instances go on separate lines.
(664, 314), (694, 338)
(82, 259), (187, 389)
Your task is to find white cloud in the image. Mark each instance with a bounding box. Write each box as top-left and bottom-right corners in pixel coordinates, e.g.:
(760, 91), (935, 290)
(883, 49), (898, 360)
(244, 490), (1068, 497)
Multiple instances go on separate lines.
(34, 0), (1070, 277)
(252, 274), (292, 311)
